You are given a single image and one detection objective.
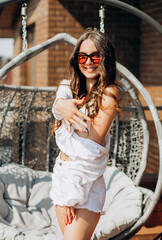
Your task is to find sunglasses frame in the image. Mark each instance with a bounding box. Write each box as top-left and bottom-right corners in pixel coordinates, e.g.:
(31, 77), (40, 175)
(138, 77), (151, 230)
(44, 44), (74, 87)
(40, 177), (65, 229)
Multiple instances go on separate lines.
(75, 51), (100, 64)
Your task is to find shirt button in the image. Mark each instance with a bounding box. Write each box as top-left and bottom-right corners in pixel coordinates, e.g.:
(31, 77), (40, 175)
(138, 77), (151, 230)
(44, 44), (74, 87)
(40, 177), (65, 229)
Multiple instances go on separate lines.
(59, 163), (62, 166)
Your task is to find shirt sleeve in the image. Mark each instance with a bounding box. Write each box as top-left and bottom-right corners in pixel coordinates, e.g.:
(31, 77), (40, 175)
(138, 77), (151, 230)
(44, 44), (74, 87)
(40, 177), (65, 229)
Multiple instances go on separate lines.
(52, 80), (73, 120)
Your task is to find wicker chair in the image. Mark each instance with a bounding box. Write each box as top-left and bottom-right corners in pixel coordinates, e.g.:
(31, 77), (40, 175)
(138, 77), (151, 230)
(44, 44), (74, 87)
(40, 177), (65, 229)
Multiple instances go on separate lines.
(0, 33), (162, 240)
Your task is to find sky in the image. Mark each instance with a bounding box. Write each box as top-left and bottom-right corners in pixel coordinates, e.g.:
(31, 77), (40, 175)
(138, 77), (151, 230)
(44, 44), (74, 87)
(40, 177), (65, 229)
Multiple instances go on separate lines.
(0, 38), (14, 58)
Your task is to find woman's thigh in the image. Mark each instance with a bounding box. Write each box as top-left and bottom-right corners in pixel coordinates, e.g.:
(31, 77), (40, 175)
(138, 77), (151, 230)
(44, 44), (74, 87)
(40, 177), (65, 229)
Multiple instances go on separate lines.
(63, 208), (100, 240)
(55, 205), (65, 234)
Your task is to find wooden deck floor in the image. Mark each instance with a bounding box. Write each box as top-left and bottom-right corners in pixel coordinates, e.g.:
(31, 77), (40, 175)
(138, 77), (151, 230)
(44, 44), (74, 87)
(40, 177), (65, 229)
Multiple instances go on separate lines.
(132, 226), (162, 240)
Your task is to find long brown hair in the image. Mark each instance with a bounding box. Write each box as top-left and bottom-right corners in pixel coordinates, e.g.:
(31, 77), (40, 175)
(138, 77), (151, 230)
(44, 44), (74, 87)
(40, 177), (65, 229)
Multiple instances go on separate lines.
(69, 29), (117, 119)
(51, 29), (118, 134)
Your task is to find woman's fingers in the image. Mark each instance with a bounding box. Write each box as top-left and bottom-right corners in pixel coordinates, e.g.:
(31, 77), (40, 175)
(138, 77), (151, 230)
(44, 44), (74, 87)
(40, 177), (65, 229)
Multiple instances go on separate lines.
(55, 98), (92, 129)
(74, 110), (92, 123)
(73, 98), (92, 123)
(73, 115), (90, 129)
(67, 207), (72, 225)
(65, 118), (84, 133)
(55, 97), (92, 131)
(73, 97), (85, 105)
(71, 207), (75, 220)
(63, 206), (68, 225)
(69, 113), (91, 132)
(70, 119), (83, 133)
(64, 118), (84, 133)
(64, 120), (72, 133)
(63, 206), (75, 225)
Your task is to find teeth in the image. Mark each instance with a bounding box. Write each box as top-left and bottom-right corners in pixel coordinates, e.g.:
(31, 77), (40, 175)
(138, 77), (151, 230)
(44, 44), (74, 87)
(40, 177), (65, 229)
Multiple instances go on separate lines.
(85, 68), (96, 72)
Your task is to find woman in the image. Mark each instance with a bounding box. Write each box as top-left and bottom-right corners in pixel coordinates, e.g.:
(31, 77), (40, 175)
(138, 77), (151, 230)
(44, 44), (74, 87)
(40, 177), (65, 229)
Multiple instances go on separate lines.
(50, 29), (120, 240)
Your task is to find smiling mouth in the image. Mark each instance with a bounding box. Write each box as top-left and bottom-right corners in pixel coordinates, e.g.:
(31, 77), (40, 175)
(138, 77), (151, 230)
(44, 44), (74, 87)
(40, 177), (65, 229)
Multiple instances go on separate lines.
(84, 67), (97, 72)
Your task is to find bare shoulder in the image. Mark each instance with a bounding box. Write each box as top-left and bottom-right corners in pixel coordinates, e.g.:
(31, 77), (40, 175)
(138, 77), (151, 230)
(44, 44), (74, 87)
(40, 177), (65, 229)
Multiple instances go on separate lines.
(102, 85), (120, 105)
(105, 84), (120, 97)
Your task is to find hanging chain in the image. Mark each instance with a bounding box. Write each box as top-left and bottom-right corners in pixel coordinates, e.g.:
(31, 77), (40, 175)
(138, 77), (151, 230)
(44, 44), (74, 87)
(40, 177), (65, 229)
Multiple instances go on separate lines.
(99, 5), (105, 33)
(21, 2), (28, 51)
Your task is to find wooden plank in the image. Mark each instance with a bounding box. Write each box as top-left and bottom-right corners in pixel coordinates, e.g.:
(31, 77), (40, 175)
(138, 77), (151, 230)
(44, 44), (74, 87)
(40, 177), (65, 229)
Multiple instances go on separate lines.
(132, 226), (162, 240)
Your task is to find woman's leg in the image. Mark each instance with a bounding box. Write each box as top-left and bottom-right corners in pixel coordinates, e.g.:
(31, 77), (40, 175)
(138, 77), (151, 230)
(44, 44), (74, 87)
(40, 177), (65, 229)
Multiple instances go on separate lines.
(63, 208), (100, 240)
(55, 205), (100, 240)
(55, 205), (66, 234)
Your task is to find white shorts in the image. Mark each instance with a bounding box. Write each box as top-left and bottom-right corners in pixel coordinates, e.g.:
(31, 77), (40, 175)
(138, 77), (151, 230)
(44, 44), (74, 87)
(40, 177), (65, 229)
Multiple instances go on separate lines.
(50, 157), (106, 214)
(75, 174), (106, 213)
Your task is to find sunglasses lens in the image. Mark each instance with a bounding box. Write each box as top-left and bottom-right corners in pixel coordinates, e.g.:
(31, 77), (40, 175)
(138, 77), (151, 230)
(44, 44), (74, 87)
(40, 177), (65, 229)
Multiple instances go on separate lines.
(78, 54), (87, 64)
(91, 53), (100, 63)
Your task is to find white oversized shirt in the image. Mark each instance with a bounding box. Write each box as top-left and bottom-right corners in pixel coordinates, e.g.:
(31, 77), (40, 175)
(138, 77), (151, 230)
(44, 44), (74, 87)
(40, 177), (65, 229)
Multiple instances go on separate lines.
(51, 80), (110, 206)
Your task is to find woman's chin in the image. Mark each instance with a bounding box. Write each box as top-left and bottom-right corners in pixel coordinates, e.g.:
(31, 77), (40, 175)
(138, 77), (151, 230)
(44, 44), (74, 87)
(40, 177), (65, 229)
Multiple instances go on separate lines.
(84, 72), (99, 80)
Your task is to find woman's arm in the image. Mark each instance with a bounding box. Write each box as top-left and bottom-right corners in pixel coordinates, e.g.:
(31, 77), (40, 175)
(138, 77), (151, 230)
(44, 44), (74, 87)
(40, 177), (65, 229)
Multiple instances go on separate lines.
(87, 85), (120, 145)
(54, 86), (119, 135)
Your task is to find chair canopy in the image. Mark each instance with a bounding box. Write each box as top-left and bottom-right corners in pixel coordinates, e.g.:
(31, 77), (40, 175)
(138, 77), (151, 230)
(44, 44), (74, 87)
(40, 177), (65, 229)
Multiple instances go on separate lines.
(0, 33), (161, 240)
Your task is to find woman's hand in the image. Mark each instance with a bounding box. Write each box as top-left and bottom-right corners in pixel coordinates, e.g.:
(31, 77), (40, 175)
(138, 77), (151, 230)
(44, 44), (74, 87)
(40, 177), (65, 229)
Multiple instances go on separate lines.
(63, 205), (76, 225)
(55, 97), (92, 132)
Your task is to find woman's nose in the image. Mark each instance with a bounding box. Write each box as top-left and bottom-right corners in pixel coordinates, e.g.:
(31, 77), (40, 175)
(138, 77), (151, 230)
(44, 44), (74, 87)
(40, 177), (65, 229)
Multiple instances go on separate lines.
(86, 56), (93, 64)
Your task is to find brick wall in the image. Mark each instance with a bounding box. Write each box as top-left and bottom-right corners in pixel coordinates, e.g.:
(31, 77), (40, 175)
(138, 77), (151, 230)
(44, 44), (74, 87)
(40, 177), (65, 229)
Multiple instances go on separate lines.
(0, 3), (18, 38)
(139, 0), (162, 173)
(48, 0), (83, 86)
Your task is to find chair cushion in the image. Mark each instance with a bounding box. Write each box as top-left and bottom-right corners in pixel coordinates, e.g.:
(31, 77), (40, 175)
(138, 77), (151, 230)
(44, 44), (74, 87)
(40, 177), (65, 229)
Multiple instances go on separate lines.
(93, 166), (142, 239)
(0, 164), (142, 240)
(0, 164), (62, 240)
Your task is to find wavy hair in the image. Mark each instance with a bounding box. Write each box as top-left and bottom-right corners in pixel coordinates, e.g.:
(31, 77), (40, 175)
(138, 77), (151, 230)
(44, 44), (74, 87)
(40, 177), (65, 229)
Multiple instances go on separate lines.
(51, 29), (118, 135)
(69, 29), (117, 119)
